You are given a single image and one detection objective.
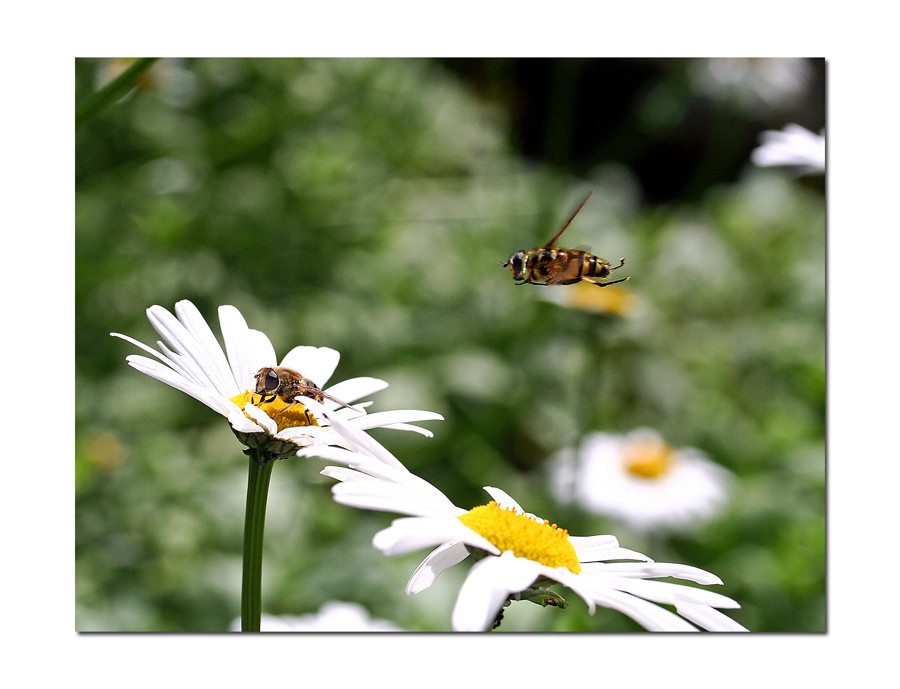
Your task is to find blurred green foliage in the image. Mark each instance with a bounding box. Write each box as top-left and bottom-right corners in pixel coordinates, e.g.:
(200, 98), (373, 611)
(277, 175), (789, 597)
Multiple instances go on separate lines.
(75, 58), (824, 632)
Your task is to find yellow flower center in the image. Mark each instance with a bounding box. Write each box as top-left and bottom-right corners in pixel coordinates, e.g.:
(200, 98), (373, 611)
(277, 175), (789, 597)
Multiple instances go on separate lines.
(230, 391), (320, 433)
(624, 436), (674, 479)
(458, 502), (581, 573)
(569, 283), (636, 316)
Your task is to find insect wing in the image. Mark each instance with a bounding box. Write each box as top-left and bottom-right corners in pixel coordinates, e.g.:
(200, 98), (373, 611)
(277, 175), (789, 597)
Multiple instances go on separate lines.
(294, 382), (363, 413)
(544, 190), (593, 247)
(538, 251), (585, 285)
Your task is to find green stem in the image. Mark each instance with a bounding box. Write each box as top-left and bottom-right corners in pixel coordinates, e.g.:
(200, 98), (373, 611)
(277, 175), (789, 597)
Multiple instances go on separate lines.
(241, 452), (274, 631)
(75, 57), (159, 128)
(574, 316), (602, 467)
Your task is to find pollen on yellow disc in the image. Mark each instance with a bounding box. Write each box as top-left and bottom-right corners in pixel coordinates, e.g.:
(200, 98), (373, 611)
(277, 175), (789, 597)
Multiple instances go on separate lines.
(459, 502), (581, 573)
(624, 437), (674, 479)
(230, 391), (320, 432)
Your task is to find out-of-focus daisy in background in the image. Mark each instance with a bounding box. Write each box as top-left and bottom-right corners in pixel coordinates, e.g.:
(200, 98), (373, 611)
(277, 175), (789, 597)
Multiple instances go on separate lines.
(302, 401), (746, 632)
(540, 281), (641, 318)
(228, 601), (402, 632)
(99, 58), (198, 109)
(549, 428), (733, 533)
(751, 123), (826, 175)
(111, 300), (442, 462)
(689, 57), (813, 112)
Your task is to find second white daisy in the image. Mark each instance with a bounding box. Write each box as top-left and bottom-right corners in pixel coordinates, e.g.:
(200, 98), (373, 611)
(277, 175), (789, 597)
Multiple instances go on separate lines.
(299, 401), (746, 632)
(549, 428), (733, 532)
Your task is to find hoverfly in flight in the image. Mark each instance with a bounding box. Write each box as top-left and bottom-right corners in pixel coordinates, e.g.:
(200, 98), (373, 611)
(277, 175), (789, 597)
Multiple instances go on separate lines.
(504, 190), (629, 288)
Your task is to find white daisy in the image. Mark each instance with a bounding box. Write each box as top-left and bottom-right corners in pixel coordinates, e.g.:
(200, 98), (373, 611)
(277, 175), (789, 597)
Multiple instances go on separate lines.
(549, 429), (733, 532)
(299, 401), (746, 632)
(689, 57), (813, 112)
(228, 601), (403, 632)
(540, 281), (640, 317)
(751, 123), (826, 175)
(111, 300), (443, 461)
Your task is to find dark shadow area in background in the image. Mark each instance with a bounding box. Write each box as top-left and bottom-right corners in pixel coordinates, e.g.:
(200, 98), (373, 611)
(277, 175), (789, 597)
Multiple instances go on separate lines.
(441, 58), (826, 203)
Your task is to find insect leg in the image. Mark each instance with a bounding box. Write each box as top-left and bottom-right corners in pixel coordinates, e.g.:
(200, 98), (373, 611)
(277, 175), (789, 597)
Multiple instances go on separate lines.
(271, 401), (296, 418)
(610, 258), (626, 271)
(582, 276), (630, 287)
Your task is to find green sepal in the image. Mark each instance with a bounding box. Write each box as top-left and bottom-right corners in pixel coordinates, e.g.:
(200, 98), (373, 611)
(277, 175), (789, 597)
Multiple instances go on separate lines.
(232, 429), (302, 463)
(513, 586), (569, 609)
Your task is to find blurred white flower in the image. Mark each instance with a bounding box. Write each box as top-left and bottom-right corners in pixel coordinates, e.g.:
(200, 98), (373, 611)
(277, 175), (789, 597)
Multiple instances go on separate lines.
(101, 58), (198, 108)
(549, 429), (733, 532)
(689, 58), (813, 112)
(540, 281), (640, 317)
(751, 123), (825, 175)
(301, 403), (746, 632)
(111, 300), (442, 461)
(228, 601), (402, 632)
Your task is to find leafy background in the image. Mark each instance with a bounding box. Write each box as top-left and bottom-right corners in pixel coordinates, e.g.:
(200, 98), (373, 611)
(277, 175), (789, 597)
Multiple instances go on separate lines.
(75, 57), (825, 632)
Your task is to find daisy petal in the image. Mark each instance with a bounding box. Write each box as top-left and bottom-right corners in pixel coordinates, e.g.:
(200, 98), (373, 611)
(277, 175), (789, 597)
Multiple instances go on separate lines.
(144, 305), (192, 353)
(300, 398), (407, 470)
(226, 407), (265, 434)
(606, 577), (738, 610)
(308, 447), (377, 469)
(245, 329), (278, 380)
(324, 460), (422, 488)
(174, 300), (240, 396)
(575, 545), (654, 564)
(376, 423), (435, 437)
(374, 516), (498, 557)
(281, 346), (340, 387)
(405, 541), (471, 595)
(111, 332), (180, 372)
(451, 553), (543, 632)
(324, 377), (389, 404)
(482, 486), (525, 512)
(332, 480), (460, 519)
(126, 355), (237, 417)
(319, 465), (365, 483)
(145, 306), (234, 396)
(348, 411), (443, 435)
(568, 534), (619, 550)
(242, 402), (278, 435)
(580, 561), (722, 585)
(218, 305), (258, 393)
(675, 600), (748, 631)
(588, 588), (699, 632)
(153, 339), (208, 387)
(351, 410), (444, 426)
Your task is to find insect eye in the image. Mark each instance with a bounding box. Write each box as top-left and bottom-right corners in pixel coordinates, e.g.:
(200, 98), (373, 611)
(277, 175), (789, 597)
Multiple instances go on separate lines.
(264, 370), (280, 391)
